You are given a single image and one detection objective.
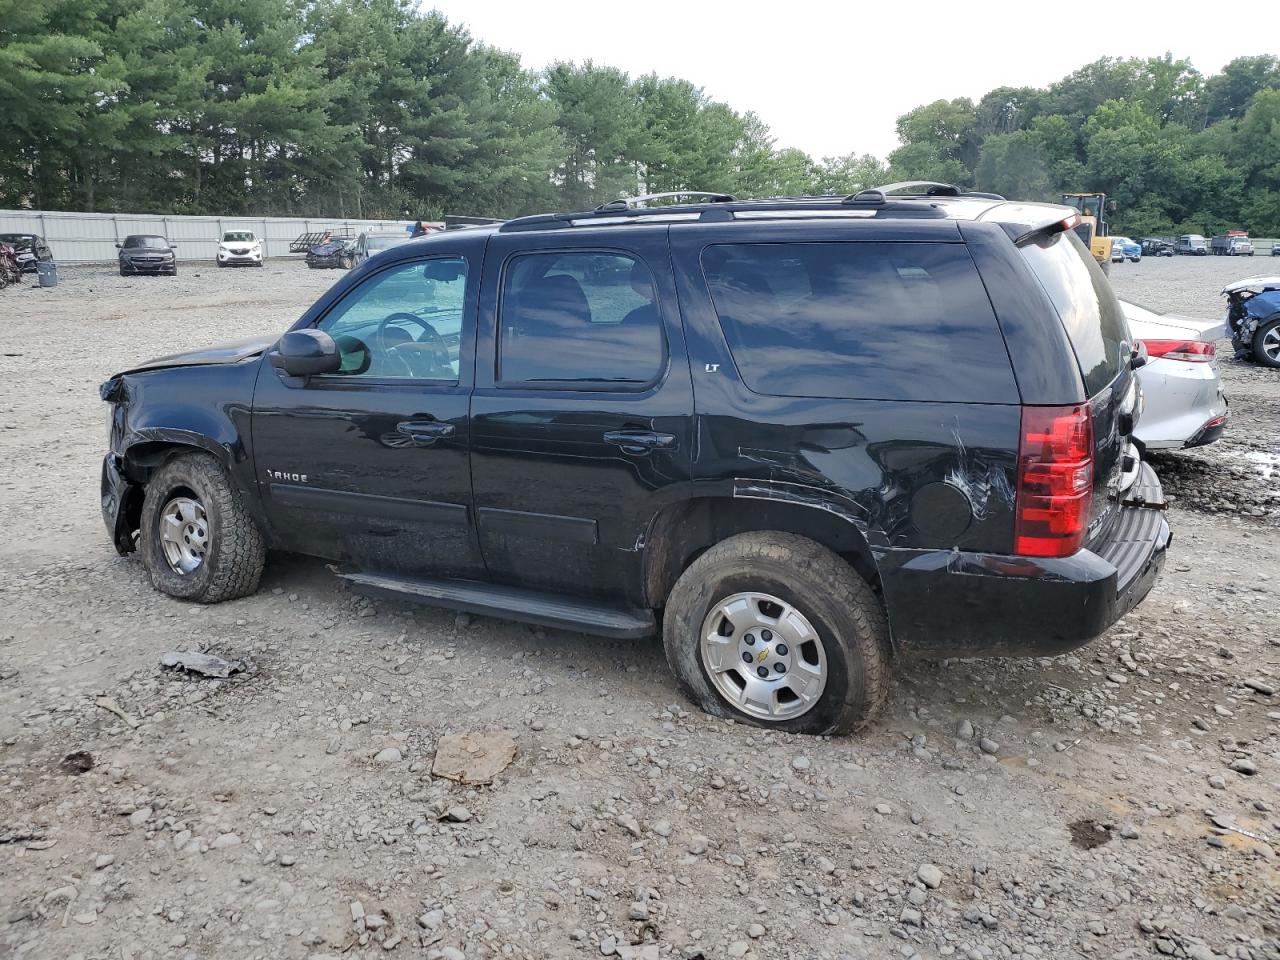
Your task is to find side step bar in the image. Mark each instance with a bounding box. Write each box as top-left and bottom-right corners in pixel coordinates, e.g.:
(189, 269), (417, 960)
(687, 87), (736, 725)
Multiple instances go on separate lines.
(337, 570), (656, 640)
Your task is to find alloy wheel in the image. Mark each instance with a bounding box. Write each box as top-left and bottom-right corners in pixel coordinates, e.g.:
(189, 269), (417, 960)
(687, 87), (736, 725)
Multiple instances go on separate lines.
(699, 591), (828, 721)
(158, 496), (209, 575)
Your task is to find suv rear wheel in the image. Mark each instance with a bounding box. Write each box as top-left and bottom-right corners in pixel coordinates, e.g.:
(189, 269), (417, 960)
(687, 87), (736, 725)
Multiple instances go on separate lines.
(663, 532), (890, 735)
(139, 453), (266, 603)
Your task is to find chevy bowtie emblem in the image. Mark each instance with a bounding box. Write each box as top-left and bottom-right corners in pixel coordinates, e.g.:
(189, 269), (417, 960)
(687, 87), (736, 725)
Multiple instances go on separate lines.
(756, 648), (770, 663)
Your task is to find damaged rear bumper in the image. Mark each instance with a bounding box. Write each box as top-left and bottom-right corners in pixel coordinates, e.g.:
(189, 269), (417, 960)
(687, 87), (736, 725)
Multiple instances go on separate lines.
(101, 453), (141, 555)
(877, 463), (1170, 657)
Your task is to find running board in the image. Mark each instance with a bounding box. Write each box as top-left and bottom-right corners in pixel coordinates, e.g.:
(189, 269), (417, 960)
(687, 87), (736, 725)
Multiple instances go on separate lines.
(337, 570), (656, 640)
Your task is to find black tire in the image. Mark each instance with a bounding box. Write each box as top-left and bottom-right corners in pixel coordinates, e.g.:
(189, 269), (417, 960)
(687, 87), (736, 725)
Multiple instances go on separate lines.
(1252, 319), (1280, 369)
(139, 453), (266, 603)
(119, 266), (127, 276)
(662, 531), (890, 735)
(217, 260), (225, 268)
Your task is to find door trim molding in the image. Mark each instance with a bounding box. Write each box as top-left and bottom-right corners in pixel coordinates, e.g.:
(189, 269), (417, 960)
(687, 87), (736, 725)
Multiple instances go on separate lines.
(477, 506), (598, 544)
(270, 484), (468, 526)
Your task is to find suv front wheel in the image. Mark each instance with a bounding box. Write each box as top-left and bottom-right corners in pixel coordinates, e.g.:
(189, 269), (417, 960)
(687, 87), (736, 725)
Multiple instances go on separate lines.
(139, 453), (266, 603)
(663, 532), (890, 735)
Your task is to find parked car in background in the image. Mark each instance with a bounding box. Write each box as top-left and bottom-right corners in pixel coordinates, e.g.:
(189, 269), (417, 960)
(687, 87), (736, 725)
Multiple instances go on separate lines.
(99, 187), (1169, 734)
(1111, 236), (1141, 263)
(117, 235), (178, 276)
(1175, 234), (1208, 255)
(0, 232), (54, 273)
(1223, 276), (1280, 368)
(305, 236), (356, 269)
(1271, 241), (1280, 257)
(1121, 300), (1228, 449)
(1141, 238), (1174, 257)
(352, 230), (412, 267)
(1211, 234), (1253, 256)
(217, 230), (264, 268)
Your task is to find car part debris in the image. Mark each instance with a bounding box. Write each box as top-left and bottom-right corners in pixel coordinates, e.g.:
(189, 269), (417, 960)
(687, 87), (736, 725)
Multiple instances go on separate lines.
(432, 731), (518, 785)
(159, 650), (246, 678)
(94, 697), (140, 729)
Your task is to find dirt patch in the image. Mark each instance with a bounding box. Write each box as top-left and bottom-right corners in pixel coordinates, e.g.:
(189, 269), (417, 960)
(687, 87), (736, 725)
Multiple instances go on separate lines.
(1068, 818), (1113, 850)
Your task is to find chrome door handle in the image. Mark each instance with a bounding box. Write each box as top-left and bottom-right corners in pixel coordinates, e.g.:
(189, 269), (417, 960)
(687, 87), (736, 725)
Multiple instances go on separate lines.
(396, 421), (456, 445)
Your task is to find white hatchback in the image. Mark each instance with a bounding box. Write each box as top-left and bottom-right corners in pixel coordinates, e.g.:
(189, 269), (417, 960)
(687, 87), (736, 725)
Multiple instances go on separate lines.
(1122, 300), (1228, 449)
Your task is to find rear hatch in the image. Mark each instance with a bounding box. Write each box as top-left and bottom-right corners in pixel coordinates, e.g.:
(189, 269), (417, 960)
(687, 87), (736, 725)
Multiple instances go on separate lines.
(1017, 230), (1137, 547)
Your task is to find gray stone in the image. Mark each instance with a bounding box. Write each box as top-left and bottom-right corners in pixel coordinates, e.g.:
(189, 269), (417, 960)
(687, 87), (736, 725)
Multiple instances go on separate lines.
(616, 813), (642, 838)
(917, 863), (943, 889)
(94, 854), (114, 870)
(1230, 758), (1258, 776)
(128, 807), (152, 827)
(956, 720), (974, 740)
(747, 923), (766, 938)
(1244, 678), (1275, 696)
(979, 738), (1000, 755)
(373, 747), (402, 764)
(791, 756), (810, 771)
(599, 935), (617, 956)
(443, 806), (472, 823)
(727, 942), (749, 958)
(900, 907), (922, 926)
(210, 833), (241, 850)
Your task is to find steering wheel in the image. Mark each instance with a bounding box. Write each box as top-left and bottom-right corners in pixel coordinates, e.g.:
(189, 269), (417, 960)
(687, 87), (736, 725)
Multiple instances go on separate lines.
(374, 312), (450, 378)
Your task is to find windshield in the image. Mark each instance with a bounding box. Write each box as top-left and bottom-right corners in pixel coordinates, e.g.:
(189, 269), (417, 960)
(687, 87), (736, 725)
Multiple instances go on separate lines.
(0, 234), (34, 250)
(124, 236), (168, 249)
(223, 232), (255, 242)
(367, 235), (406, 251)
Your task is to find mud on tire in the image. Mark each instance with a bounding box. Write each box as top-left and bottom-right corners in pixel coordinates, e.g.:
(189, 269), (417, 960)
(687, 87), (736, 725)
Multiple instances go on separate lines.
(139, 452), (266, 603)
(662, 531), (890, 735)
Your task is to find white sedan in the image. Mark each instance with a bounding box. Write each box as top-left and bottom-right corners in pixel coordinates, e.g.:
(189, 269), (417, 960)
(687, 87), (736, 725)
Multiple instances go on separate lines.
(1122, 300), (1228, 450)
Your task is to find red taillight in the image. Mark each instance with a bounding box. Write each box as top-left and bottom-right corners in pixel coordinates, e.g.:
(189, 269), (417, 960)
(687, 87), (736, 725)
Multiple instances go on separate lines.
(1141, 339), (1215, 363)
(1015, 405), (1093, 558)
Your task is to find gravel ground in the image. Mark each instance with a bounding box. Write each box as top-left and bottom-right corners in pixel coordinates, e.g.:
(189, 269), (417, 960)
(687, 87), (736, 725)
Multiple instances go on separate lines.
(1, 256), (1278, 960)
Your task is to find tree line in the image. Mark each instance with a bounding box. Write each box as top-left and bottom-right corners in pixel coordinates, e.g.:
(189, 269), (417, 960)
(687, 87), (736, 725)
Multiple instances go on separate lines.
(2, 0), (1277, 235)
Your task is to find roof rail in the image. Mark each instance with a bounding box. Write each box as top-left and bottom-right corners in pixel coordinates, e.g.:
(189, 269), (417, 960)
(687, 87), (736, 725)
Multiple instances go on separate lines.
(595, 191), (735, 212)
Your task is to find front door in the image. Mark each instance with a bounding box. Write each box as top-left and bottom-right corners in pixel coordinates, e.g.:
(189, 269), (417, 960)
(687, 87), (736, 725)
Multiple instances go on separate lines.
(469, 227), (694, 606)
(251, 247), (485, 579)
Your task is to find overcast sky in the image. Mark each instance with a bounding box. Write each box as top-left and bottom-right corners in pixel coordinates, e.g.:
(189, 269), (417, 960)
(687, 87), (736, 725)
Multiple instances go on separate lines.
(427, 0), (1278, 159)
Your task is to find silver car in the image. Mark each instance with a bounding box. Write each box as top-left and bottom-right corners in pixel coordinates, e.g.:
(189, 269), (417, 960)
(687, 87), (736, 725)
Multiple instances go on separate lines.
(1122, 300), (1228, 449)
(352, 230), (412, 267)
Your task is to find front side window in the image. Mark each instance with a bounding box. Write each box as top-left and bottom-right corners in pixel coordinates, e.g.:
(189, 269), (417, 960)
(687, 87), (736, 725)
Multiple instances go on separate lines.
(315, 257), (468, 381)
(498, 251), (664, 387)
(701, 241), (1017, 402)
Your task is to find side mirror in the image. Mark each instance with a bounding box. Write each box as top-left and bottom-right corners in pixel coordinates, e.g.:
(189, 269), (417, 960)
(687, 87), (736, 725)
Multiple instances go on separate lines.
(269, 329), (341, 377)
(115, 242), (122, 248)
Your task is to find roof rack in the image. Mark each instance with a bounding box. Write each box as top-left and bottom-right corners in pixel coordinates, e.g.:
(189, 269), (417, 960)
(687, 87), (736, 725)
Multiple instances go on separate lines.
(496, 187), (1001, 233)
(595, 191), (735, 212)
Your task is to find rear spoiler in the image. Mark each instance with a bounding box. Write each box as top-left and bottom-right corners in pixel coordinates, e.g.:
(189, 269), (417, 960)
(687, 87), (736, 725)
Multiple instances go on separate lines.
(974, 202), (1083, 245)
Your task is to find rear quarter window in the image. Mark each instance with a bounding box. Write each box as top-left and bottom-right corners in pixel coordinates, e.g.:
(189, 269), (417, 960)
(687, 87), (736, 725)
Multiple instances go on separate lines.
(700, 241), (1018, 403)
(1018, 231), (1128, 397)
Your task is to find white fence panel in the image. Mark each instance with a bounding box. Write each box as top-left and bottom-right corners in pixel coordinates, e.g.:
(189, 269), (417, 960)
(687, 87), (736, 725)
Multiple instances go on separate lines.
(0, 210), (415, 263)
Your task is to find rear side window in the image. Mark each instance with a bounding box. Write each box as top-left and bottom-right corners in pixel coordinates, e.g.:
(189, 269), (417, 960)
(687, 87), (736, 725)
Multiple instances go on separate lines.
(1018, 231), (1127, 396)
(700, 242), (1017, 402)
(498, 251), (664, 388)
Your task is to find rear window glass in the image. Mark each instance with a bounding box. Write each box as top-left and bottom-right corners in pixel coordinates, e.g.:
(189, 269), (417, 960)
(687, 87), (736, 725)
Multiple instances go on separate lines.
(1018, 231), (1127, 396)
(700, 242), (1017, 402)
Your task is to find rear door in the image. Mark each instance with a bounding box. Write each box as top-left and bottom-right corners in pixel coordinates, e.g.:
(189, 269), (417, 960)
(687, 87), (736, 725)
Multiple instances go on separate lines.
(1016, 230), (1137, 543)
(469, 226), (693, 605)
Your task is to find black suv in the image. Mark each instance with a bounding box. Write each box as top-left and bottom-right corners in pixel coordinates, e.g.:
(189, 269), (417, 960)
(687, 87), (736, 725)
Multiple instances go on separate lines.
(100, 184), (1169, 734)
